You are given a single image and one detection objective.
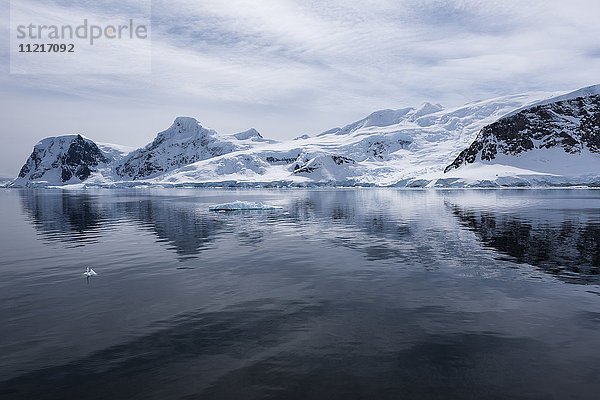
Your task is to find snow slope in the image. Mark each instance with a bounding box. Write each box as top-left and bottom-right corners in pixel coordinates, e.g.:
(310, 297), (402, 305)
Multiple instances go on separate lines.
(440, 87), (600, 187)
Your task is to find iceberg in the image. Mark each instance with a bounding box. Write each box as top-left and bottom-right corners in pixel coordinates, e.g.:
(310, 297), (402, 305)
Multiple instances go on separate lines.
(208, 200), (282, 211)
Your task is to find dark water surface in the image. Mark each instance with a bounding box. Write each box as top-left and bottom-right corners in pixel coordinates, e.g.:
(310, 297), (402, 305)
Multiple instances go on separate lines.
(1, 188), (599, 399)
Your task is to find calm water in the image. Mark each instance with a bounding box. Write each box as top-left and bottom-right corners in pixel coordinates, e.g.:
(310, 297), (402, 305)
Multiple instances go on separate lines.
(1, 188), (599, 399)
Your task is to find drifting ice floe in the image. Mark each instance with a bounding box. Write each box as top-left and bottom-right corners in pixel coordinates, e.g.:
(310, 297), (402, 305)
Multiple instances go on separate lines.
(208, 200), (282, 211)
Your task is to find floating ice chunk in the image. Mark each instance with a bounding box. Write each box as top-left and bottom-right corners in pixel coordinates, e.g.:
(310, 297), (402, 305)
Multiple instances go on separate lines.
(208, 200), (282, 211)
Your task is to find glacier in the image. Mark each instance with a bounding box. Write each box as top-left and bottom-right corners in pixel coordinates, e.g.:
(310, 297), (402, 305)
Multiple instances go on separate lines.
(7, 84), (600, 188)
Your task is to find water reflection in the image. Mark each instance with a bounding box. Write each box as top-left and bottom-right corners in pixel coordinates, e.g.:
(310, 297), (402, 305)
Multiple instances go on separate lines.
(16, 189), (600, 283)
(121, 199), (227, 259)
(449, 202), (600, 284)
(17, 190), (230, 259)
(18, 190), (114, 246)
(282, 191), (442, 263)
(4, 189), (600, 399)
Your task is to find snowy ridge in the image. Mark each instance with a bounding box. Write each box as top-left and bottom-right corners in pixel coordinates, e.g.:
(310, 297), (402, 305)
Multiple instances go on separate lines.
(8, 84), (600, 188)
(503, 84), (600, 119)
(317, 103), (444, 137)
(115, 117), (240, 180)
(440, 89), (600, 187)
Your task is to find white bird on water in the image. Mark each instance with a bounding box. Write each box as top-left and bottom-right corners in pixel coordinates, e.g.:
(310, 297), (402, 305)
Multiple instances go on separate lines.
(83, 267), (98, 277)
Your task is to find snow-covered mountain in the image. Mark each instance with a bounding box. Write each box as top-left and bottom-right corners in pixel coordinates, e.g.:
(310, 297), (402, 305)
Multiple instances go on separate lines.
(440, 85), (600, 187)
(13, 135), (114, 187)
(8, 84), (600, 188)
(115, 117), (241, 180)
(150, 92), (561, 187)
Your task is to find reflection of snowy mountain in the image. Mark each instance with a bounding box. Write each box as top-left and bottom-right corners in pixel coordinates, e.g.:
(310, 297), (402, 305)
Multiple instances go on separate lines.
(9, 85), (600, 188)
(18, 190), (113, 245)
(19, 189), (600, 285)
(448, 200), (600, 284)
(121, 197), (227, 259)
(18, 190), (227, 257)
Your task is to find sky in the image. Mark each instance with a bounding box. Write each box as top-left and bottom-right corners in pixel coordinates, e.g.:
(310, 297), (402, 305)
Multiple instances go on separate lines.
(1, 0), (599, 177)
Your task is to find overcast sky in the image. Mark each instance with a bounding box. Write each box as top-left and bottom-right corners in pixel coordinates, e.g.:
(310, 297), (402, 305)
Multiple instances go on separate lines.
(1, 0), (599, 177)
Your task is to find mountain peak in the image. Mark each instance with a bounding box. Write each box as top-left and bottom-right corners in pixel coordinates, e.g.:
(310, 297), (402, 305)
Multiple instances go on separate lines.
(152, 117), (216, 146)
(413, 102), (444, 118)
(171, 116), (202, 134)
(173, 116), (200, 127)
(362, 108), (415, 128)
(234, 128), (263, 140)
(115, 117), (236, 180)
(14, 134), (109, 186)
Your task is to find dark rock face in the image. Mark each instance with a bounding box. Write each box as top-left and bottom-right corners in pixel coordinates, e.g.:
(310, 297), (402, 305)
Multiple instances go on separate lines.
(331, 155), (355, 165)
(61, 135), (108, 180)
(445, 94), (600, 172)
(18, 135), (108, 184)
(266, 156), (298, 164)
(367, 139), (411, 160)
(115, 151), (163, 180)
(293, 163), (319, 174)
(115, 141), (231, 180)
(292, 155), (355, 174)
(18, 152), (39, 178)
